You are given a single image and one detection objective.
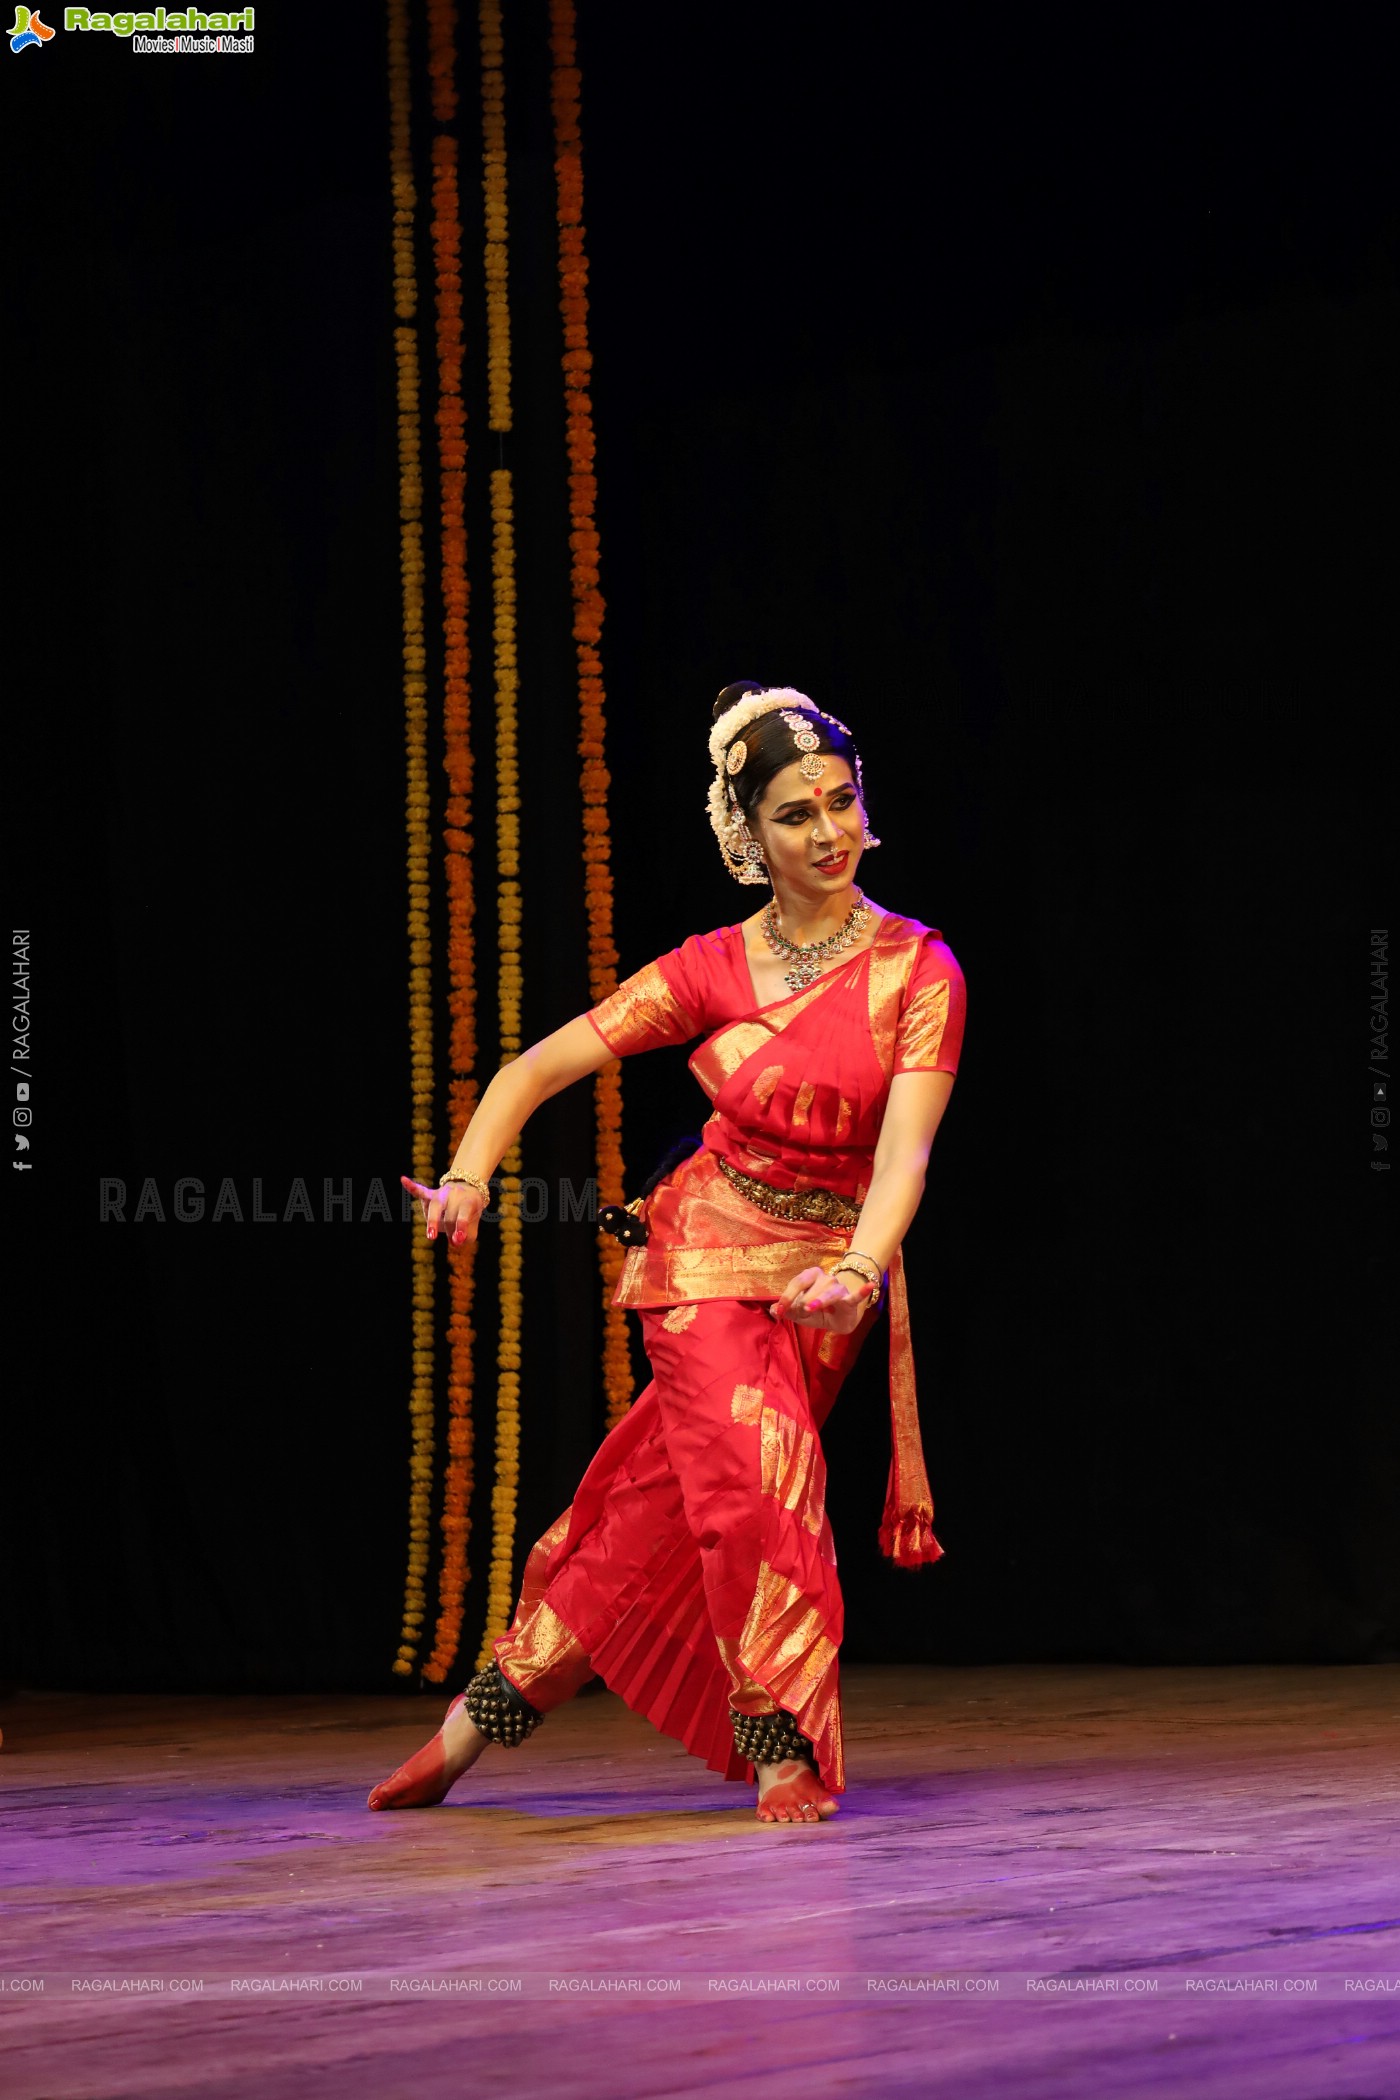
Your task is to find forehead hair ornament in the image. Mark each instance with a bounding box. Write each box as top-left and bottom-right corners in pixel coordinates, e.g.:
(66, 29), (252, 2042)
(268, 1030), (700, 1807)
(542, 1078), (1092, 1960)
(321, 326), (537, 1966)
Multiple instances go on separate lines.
(706, 685), (880, 885)
(781, 710), (827, 781)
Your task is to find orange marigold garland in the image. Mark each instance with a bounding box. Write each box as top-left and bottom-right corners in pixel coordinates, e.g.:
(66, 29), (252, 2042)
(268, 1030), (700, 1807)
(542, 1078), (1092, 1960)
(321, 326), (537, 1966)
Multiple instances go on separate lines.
(475, 0), (526, 1666)
(387, 0), (436, 1678)
(548, 0), (632, 1429)
(422, 0), (478, 1686)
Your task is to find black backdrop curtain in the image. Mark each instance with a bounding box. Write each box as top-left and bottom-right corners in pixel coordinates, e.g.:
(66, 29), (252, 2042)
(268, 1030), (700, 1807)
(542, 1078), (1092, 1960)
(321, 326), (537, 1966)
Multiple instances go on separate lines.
(5, 3), (1394, 1692)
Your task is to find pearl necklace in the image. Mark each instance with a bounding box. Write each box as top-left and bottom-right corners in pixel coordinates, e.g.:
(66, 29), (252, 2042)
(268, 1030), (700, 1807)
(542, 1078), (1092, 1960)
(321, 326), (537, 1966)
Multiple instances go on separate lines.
(760, 886), (871, 992)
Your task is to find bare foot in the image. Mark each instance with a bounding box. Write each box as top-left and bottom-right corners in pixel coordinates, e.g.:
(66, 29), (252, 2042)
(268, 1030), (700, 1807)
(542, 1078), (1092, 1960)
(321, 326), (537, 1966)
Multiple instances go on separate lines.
(367, 1694), (489, 1810)
(754, 1756), (839, 1824)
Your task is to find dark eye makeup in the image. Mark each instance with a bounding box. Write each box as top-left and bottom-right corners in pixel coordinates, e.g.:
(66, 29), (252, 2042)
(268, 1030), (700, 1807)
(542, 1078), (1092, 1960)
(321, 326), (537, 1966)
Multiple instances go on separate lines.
(776, 791), (856, 824)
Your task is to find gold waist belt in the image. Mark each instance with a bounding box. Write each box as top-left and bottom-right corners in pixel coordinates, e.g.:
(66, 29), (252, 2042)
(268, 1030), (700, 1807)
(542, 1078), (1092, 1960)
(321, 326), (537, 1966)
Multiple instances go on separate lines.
(716, 1153), (861, 1231)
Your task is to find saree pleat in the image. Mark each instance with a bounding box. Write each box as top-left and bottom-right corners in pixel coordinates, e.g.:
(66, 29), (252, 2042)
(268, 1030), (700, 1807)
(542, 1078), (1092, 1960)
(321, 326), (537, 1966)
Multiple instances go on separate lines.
(497, 1377), (749, 1782)
(495, 1301), (847, 1791)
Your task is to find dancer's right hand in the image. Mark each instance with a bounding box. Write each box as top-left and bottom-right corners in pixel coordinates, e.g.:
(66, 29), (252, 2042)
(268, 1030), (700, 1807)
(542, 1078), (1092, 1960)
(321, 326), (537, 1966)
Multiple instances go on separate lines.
(401, 1175), (489, 1249)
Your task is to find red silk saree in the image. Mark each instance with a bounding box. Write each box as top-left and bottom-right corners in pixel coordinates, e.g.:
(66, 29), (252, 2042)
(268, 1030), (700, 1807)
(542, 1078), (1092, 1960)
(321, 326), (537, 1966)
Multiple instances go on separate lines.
(492, 909), (966, 1794)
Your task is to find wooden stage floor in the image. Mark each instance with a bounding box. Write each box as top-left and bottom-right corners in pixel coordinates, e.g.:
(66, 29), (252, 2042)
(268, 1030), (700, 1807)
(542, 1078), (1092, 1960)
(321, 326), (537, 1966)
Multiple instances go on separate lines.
(2, 1665), (1397, 2098)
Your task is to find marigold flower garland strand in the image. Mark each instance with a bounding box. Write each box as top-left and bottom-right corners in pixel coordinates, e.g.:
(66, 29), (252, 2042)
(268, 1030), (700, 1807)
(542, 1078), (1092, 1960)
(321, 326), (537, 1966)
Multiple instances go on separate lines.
(422, 0), (478, 1686)
(547, 0), (632, 1431)
(474, 0), (526, 1666)
(387, 0), (436, 1679)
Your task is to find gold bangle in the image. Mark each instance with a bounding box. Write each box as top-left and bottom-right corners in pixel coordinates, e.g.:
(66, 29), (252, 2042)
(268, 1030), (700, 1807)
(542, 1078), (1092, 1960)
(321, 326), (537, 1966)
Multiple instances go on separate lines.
(833, 1250), (883, 1308)
(438, 1169), (492, 1202)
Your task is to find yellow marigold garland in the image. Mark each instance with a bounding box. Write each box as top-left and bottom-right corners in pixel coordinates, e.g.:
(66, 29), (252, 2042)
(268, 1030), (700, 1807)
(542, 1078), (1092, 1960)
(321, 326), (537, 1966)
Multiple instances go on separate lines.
(387, 0), (436, 1678)
(422, 0), (478, 1685)
(548, 0), (631, 1429)
(475, 0), (525, 1666)
(479, 0), (512, 434)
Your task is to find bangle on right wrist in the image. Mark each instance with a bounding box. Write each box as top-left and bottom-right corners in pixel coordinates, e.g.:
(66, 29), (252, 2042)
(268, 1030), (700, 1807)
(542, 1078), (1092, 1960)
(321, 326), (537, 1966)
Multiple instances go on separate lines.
(438, 1169), (491, 1202)
(833, 1260), (882, 1309)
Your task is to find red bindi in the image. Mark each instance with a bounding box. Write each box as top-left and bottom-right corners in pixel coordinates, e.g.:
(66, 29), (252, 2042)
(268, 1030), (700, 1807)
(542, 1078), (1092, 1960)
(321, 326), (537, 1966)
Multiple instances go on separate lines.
(813, 786), (821, 795)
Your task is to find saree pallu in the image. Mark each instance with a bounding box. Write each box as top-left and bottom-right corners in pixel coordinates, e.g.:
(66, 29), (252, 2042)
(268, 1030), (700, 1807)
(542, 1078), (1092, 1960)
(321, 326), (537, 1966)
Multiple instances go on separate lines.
(491, 909), (967, 1793)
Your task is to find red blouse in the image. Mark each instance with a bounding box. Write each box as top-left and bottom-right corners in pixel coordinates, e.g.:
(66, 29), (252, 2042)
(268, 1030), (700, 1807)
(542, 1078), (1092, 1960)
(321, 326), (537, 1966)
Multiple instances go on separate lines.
(588, 909), (965, 1200)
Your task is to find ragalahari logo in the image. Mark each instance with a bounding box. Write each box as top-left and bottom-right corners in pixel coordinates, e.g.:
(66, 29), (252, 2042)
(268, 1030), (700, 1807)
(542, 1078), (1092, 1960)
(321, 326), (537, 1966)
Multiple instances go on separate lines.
(9, 6), (55, 48)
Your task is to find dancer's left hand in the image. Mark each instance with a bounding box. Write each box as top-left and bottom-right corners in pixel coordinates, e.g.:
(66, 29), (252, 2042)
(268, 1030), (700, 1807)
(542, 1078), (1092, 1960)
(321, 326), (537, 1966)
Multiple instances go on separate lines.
(770, 1264), (873, 1334)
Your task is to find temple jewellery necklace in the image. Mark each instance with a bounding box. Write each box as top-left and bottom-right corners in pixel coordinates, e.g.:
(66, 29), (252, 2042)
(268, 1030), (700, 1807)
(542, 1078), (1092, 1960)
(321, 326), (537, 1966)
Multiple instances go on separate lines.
(761, 886), (871, 993)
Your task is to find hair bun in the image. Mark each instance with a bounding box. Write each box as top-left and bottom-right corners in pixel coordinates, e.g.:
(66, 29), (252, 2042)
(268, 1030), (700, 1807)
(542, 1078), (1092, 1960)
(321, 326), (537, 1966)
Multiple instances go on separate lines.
(712, 681), (768, 726)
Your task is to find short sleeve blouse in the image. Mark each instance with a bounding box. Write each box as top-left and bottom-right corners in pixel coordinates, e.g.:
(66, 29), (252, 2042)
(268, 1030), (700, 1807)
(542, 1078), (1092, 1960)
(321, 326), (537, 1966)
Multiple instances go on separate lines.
(893, 934), (967, 1076)
(585, 928), (732, 1057)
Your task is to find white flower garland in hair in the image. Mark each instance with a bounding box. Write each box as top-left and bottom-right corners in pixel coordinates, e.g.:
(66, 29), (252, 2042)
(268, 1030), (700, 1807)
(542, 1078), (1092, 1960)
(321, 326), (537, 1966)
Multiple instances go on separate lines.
(706, 687), (815, 856)
(707, 686), (816, 770)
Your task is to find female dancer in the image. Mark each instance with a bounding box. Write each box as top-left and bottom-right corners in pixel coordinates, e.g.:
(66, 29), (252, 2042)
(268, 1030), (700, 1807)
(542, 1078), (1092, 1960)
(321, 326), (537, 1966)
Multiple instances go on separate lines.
(369, 682), (967, 1825)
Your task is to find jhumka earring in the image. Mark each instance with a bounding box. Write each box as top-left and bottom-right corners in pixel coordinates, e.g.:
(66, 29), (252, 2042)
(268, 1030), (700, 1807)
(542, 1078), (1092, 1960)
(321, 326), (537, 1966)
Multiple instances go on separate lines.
(728, 806), (770, 884)
(715, 737), (767, 884)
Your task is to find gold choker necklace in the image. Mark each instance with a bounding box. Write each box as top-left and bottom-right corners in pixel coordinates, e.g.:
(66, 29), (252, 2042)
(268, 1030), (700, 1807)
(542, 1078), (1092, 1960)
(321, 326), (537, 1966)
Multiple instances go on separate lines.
(760, 886), (870, 992)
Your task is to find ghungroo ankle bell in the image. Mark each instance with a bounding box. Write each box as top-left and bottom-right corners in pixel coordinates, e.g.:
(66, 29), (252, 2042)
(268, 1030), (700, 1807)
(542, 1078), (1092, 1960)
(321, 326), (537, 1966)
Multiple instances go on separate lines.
(730, 1706), (816, 1767)
(462, 1662), (544, 1747)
